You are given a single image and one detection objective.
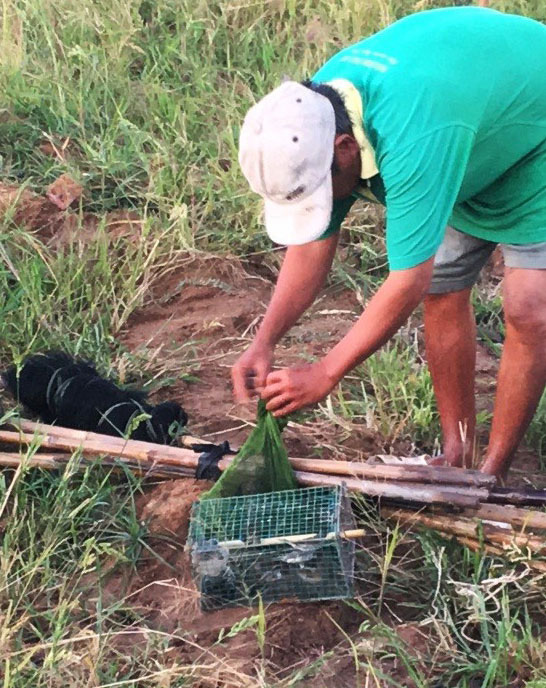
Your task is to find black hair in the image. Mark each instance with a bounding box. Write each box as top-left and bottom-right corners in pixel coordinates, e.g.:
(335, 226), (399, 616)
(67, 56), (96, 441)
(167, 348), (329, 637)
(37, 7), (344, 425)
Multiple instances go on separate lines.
(301, 80), (353, 174)
(301, 80), (353, 137)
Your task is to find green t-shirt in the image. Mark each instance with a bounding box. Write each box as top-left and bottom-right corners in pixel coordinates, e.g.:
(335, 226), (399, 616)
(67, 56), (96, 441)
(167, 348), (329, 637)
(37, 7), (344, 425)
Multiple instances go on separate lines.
(313, 8), (546, 270)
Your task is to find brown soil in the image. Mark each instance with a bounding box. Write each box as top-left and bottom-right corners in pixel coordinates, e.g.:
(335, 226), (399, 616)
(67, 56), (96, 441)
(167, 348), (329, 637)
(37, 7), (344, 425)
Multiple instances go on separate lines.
(110, 474), (441, 686)
(122, 255), (386, 459)
(90, 475), (362, 685)
(0, 178), (144, 247)
(0, 182), (71, 239)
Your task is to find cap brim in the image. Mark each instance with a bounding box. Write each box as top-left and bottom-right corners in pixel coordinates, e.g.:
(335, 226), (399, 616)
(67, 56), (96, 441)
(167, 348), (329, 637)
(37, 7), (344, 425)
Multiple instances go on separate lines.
(264, 175), (333, 246)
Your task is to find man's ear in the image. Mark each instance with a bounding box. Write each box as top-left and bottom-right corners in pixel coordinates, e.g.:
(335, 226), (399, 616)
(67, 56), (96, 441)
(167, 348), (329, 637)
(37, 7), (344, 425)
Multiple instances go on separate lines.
(334, 134), (359, 169)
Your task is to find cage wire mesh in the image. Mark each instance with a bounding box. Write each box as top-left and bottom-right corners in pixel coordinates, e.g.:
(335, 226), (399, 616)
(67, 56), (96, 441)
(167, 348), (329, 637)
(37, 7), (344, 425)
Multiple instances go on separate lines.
(188, 486), (356, 610)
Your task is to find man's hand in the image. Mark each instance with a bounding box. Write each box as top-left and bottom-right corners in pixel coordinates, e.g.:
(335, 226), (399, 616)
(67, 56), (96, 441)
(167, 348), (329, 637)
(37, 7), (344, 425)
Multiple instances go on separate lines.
(231, 235), (339, 405)
(261, 360), (337, 417)
(232, 342), (274, 402)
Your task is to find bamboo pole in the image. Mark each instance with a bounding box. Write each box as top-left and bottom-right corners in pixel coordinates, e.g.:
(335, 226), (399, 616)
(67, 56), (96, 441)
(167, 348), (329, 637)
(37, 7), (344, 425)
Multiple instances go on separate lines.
(487, 487), (546, 508)
(6, 419), (546, 513)
(0, 428), (200, 469)
(6, 419), (497, 488)
(217, 528), (368, 549)
(0, 451), (194, 479)
(287, 457), (496, 487)
(0, 452), (66, 470)
(381, 507), (546, 554)
(0, 434), (483, 506)
(170, 425), (495, 487)
(296, 471), (482, 508)
(454, 503), (546, 532)
(0, 423), (484, 506)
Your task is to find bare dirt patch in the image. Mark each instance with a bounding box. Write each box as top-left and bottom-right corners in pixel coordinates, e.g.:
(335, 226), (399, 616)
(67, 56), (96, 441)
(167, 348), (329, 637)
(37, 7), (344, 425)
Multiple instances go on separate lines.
(0, 179), (144, 248)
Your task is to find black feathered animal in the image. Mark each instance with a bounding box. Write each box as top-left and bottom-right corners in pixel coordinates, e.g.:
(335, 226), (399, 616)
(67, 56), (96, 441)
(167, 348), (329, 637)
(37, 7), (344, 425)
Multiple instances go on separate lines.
(1, 352), (188, 445)
(1, 352), (98, 423)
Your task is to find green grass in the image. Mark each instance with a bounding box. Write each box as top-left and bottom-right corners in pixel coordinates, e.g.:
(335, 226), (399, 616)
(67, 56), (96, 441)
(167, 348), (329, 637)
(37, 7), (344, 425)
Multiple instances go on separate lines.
(0, 442), (150, 685)
(327, 325), (440, 448)
(1, 0), (546, 685)
(349, 498), (546, 687)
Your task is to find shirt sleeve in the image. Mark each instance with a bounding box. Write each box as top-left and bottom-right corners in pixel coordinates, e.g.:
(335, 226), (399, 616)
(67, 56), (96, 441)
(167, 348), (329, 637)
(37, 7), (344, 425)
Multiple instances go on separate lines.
(316, 195), (357, 240)
(382, 126), (476, 270)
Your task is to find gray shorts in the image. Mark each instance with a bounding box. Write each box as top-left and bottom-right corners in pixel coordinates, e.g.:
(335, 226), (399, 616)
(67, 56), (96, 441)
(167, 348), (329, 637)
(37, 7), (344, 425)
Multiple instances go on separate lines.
(428, 226), (546, 294)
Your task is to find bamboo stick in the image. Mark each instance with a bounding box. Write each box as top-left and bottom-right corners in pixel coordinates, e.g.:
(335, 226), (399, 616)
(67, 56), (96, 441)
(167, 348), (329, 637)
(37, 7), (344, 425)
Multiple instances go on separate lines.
(296, 471), (481, 508)
(455, 503), (546, 532)
(287, 457), (496, 487)
(0, 432), (482, 506)
(0, 450), (195, 479)
(217, 528), (367, 550)
(9, 419), (546, 515)
(13, 421), (221, 454)
(172, 426), (495, 487)
(404, 483), (491, 501)
(456, 536), (505, 557)
(381, 507), (546, 554)
(487, 487), (546, 508)
(0, 428), (200, 469)
(6, 419), (497, 488)
(0, 452), (66, 470)
(176, 428), (496, 488)
(0, 424), (485, 506)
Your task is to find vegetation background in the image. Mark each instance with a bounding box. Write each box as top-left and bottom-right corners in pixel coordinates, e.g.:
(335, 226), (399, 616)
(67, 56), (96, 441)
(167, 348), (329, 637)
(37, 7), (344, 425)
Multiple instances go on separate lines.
(1, 0), (546, 685)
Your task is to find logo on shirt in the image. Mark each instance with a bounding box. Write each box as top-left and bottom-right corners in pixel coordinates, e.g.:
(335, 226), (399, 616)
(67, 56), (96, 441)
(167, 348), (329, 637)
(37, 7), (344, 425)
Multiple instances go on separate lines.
(340, 48), (398, 73)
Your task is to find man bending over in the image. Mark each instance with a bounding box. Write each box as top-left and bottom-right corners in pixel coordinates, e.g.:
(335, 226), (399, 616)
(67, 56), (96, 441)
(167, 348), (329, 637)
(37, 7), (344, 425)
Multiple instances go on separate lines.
(232, 7), (546, 479)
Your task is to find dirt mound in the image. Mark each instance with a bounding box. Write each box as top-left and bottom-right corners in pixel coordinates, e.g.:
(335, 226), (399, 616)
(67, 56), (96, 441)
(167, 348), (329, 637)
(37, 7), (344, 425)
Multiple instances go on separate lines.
(0, 179), (143, 248)
(45, 173), (83, 210)
(138, 477), (206, 541)
(0, 182), (70, 239)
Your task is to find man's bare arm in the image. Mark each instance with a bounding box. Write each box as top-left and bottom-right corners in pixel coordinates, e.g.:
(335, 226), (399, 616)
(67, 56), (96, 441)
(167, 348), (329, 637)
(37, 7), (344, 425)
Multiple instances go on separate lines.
(323, 257), (435, 380)
(255, 233), (339, 347)
(262, 257), (435, 415)
(232, 233), (339, 401)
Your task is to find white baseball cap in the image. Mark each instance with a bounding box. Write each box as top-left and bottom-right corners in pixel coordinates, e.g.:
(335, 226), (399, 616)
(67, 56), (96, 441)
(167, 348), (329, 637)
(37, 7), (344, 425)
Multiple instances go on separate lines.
(238, 81), (336, 246)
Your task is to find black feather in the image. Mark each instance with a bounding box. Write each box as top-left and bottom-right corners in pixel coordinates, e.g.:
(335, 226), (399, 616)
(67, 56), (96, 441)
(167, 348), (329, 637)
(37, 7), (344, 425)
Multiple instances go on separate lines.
(1, 351), (188, 444)
(96, 400), (154, 439)
(2, 352), (98, 422)
(151, 401), (188, 443)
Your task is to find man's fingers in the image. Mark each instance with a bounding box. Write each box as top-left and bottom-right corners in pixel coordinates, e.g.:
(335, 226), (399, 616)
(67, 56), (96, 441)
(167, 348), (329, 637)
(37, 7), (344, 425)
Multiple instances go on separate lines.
(265, 370), (285, 386)
(231, 366), (253, 402)
(245, 369), (267, 396)
(254, 362), (272, 389)
(265, 393), (293, 413)
(244, 370), (257, 390)
(260, 382), (286, 401)
(271, 401), (299, 417)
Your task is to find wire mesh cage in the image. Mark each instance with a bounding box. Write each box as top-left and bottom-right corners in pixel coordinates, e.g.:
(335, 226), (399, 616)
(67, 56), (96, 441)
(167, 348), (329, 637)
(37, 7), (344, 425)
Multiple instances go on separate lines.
(188, 486), (356, 610)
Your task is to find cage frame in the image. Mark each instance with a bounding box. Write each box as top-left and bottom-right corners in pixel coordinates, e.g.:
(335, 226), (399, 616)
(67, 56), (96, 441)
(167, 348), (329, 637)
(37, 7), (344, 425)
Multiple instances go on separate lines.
(188, 485), (356, 610)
